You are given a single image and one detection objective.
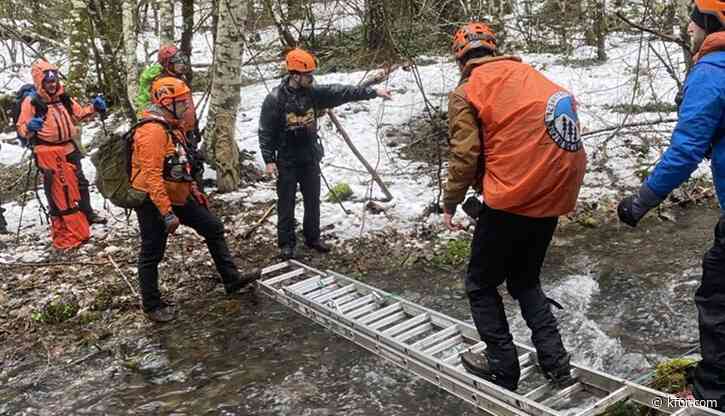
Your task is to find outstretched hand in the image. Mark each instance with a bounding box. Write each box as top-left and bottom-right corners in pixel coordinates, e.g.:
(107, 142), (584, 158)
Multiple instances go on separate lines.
(374, 87), (393, 101)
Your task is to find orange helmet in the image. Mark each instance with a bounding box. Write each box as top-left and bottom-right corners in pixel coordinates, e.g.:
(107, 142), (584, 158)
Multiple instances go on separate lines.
(694, 0), (725, 27)
(151, 77), (191, 116)
(286, 48), (317, 73)
(452, 22), (497, 60)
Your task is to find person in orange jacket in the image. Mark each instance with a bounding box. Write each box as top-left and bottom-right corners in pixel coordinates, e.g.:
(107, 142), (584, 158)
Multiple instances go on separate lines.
(16, 59), (107, 224)
(443, 23), (587, 391)
(131, 77), (259, 323)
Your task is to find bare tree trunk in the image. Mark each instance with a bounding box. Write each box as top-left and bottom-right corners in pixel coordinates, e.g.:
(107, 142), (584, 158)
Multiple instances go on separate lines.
(366, 0), (391, 51)
(67, 0), (91, 97)
(122, 0), (139, 114)
(158, 0), (175, 44)
(181, 0), (194, 83)
(594, 0), (607, 61)
(676, 0), (693, 70)
(205, 0), (244, 193)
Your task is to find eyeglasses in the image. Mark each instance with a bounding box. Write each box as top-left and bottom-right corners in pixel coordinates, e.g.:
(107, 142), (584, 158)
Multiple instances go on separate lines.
(43, 70), (59, 82)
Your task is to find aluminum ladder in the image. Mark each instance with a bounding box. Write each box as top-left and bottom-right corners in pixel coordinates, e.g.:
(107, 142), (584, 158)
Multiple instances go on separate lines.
(258, 260), (723, 416)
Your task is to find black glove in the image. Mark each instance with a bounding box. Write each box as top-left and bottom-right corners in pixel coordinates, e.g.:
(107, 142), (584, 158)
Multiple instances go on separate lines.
(617, 184), (663, 227)
(163, 212), (180, 234)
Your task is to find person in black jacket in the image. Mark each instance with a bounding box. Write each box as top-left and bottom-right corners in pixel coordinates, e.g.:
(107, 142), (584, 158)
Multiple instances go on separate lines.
(258, 48), (392, 260)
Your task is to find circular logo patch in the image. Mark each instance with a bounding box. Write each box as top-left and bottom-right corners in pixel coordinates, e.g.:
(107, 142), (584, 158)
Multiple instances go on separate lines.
(544, 91), (582, 152)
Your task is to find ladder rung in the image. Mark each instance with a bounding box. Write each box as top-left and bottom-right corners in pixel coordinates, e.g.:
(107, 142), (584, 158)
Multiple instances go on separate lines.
(297, 277), (337, 296)
(313, 284), (357, 304)
(347, 303), (380, 320)
(261, 261), (291, 275)
(524, 383), (552, 401)
(425, 335), (463, 357)
(339, 294), (375, 314)
(358, 303), (402, 325)
(541, 382), (583, 407)
(519, 364), (538, 381)
(411, 326), (459, 350)
(519, 352), (535, 367)
(575, 386), (631, 416)
(382, 313), (429, 337)
(263, 267), (306, 286)
(370, 311), (409, 331)
(307, 284), (342, 301)
(284, 275), (324, 292)
(395, 322), (433, 343)
(330, 293), (359, 308)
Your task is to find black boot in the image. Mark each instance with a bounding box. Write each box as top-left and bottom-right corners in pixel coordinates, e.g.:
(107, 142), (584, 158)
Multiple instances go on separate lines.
(542, 353), (576, 387)
(143, 301), (176, 323)
(305, 240), (330, 253)
(85, 211), (108, 225)
(225, 269), (261, 294)
(461, 350), (518, 391)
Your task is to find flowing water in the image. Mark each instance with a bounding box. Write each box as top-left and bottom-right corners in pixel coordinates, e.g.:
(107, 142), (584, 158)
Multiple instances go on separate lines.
(1, 204), (718, 415)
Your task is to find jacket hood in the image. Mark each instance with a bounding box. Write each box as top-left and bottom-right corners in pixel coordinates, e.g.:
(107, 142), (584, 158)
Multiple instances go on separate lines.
(143, 105), (182, 127)
(31, 59), (65, 102)
(460, 55), (522, 79)
(694, 32), (725, 63)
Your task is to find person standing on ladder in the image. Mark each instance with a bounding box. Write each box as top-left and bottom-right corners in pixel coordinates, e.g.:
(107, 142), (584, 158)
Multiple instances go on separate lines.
(16, 59), (107, 226)
(258, 48), (392, 261)
(442, 22), (587, 391)
(617, 1), (725, 410)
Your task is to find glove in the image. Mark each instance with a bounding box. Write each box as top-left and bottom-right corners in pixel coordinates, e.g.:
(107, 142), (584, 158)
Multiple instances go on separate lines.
(26, 117), (44, 133)
(92, 96), (108, 113)
(191, 185), (208, 208)
(163, 212), (180, 234)
(617, 183), (664, 227)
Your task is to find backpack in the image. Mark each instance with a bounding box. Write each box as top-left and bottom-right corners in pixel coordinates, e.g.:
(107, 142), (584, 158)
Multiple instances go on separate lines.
(11, 84), (73, 145)
(134, 64), (163, 115)
(92, 118), (172, 209)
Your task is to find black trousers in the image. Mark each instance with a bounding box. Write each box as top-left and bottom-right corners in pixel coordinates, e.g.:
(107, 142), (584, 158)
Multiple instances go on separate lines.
(693, 218), (725, 411)
(135, 198), (240, 312)
(465, 205), (565, 384)
(66, 150), (94, 217)
(276, 162), (321, 249)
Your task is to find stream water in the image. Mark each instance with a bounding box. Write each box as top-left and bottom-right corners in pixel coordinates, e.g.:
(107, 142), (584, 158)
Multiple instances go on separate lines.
(1, 204), (718, 415)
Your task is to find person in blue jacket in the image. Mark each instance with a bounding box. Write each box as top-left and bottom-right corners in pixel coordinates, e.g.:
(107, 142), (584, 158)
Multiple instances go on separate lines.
(618, 1), (725, 410)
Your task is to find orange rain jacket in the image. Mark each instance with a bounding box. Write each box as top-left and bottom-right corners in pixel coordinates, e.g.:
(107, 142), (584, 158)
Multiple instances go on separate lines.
(130, 110), (192, 216)
(16, 60), (97, 154)
(445, 56), (587, 218)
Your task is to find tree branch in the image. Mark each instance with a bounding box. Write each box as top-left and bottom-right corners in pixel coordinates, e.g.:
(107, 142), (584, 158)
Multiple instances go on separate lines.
(614, 11), (688, 49)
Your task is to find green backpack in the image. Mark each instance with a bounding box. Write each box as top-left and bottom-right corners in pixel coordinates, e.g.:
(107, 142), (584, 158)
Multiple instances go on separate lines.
(134, 63), (163, 114)
(92, 118), (171, 209)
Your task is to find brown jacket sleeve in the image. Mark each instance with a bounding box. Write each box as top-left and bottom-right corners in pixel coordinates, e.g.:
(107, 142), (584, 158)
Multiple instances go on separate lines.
(444, 86), (482, 213)
(135, 123), (173, 215)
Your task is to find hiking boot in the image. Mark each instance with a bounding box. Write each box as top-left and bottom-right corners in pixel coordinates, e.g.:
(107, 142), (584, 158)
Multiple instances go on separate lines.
(305, 240), (330, 253)
(460, 351), (518, 391)
(144, 302), (176, 323)
(542, 353), (576, 388)
(86, 212), (108, 225)
(280, 246), (295, 260)
(225, 269), (261, 294)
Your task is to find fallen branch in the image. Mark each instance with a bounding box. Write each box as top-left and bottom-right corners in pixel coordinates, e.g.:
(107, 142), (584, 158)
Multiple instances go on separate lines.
(614, 12), (686, 48)
(108, 255), (138, 297)
(582, 118), (678, 138)
(242, 203), (275, 239)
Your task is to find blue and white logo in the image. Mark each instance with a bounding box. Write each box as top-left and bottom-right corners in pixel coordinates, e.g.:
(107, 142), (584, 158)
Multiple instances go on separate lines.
(544, 91), (582, 152)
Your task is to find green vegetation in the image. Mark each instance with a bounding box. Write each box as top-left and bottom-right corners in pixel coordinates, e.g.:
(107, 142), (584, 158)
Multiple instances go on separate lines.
(605, 102), (677, 114)
(326, 182), (353, 203)
(432, 239), (470, 267)
(32, 296), (79, 324)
